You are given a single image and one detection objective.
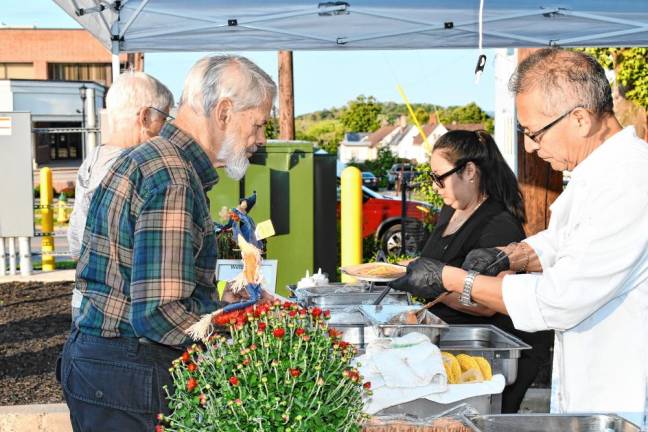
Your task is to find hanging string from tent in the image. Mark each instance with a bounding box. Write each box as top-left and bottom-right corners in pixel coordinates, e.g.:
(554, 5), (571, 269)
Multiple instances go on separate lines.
(474, 0), (487, 84)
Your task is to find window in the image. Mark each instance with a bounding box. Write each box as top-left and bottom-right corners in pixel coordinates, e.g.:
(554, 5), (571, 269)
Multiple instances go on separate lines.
(33, 122), (82, 163)
(0, 63), (34, 79)
(47, 63), (120, 86)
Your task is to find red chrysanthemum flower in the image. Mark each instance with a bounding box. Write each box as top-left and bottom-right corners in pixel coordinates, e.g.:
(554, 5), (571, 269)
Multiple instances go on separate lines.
(155, 425), (165, 432)
(289, 368), (301, 378)
(323, 310), (331, 319)
(363, 381), (371, 389)
(328, 328), (342, 339)
(289, 310), (298, 318)
(311, 307), (323, 318)
(258, 322), (267, 332)
(295, 328), (305, 336)
(187, 377), (198, 392)
(181, 351), (191, 363)
(187, 362), (197, 373)
(273, 328), (286, 338)
(229, 376), (239, 386)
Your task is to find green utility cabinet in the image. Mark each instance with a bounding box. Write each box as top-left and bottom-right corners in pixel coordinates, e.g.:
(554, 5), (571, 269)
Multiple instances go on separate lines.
(207, 141), (337, 296)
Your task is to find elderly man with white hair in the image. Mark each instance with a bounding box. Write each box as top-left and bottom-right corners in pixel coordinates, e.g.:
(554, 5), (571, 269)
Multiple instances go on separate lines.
(67, 72), (173, 318)
(58, 55), (276, 431)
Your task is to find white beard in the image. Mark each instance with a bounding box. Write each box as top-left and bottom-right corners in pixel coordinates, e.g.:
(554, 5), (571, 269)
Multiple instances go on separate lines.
(217, 132), (250, 181)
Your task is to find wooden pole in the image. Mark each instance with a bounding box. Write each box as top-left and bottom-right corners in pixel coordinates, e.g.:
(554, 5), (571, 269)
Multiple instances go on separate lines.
(278, 51), (295, 140)
(516, 48), (563, 235)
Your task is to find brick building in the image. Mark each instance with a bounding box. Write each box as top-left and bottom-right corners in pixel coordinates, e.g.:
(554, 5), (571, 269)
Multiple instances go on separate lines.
(0, 28), (144, 190)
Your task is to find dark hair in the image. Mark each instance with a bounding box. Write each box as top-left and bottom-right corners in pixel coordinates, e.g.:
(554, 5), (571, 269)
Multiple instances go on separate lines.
(434, 130), (526, 224)
(509, 48), (613, 117)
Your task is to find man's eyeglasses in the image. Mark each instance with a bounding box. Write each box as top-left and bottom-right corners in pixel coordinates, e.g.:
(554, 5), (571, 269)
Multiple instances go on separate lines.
(429, 161), (469, 189)
(517, 105), (583, 143)
(146, 106), (175, 121)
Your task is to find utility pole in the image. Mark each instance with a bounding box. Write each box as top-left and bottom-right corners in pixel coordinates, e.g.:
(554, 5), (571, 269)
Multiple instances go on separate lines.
(278, 51), (295, 140)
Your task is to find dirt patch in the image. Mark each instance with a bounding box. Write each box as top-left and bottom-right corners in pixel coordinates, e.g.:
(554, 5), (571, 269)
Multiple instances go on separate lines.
(0, 282), (72, 405)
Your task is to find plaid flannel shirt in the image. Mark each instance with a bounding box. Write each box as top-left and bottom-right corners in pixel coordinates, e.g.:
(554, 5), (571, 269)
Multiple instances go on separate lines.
(75, 123), (222, 346)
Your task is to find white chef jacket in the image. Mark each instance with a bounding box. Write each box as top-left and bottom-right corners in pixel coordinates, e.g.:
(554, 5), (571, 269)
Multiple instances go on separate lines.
(502, 127), (648, 426)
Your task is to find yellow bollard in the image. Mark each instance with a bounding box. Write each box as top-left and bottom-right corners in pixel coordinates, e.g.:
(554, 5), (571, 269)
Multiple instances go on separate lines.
(57, 193), (69, 224)
(340, 166), (362, 282)
(40, 167), (55, 271)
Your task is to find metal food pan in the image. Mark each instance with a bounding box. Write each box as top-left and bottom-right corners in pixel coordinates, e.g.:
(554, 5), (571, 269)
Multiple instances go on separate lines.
(293, 284), (410, 307)
(439, 325), (530, 385)
(377, 395), (493, 418)
(465, 414), (640, 432)
(359, 305), (449, 345)
(327, 307), (378, 348)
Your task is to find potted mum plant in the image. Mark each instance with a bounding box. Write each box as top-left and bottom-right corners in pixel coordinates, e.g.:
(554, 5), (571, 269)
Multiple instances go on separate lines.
(158, 301), (370, 431)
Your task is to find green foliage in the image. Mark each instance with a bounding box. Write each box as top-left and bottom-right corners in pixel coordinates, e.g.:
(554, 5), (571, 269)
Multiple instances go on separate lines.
(354, 147), (401, 188)
(264, 116), (279, 140)
(339, 95), (382, 133)
(437, 102), (491, 127)
(414, 107), (430, 125)
(296, 119), (345, 155)
(413, 164), (444, 212)
(581, 48), (648, 110)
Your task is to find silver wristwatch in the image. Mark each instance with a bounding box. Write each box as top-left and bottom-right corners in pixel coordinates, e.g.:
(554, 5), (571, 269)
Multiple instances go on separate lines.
(460, 270), (479, 307)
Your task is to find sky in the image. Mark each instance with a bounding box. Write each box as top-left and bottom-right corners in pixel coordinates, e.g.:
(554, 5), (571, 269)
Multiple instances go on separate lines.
(4, 0), (496, 116)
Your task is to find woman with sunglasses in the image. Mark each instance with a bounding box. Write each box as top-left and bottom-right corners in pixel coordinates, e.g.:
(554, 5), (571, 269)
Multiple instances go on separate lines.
(415, 129), (553, 413)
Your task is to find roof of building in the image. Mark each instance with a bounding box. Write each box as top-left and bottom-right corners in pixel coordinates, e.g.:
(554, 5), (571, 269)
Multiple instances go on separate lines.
(367, 125), (397, 147)
(412, 122), (485, 144)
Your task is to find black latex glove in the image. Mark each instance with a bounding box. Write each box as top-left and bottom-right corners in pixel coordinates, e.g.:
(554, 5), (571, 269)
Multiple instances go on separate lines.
(389, 257), (447, 300)
(462, 247), (510, 276)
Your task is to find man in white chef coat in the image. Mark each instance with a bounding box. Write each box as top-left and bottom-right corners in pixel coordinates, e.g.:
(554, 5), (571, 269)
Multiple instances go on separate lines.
(390, 48), (648, 425)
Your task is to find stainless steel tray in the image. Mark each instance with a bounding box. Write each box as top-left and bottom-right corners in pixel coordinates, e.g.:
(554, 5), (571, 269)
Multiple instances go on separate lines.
(292, 284), (410, 307)
(465, 414), (640, 432)
(378, 395), (493, 419)
(327, 307), (379, 348)
(439, 325), (531, 385)
(359, 305), (449, 345)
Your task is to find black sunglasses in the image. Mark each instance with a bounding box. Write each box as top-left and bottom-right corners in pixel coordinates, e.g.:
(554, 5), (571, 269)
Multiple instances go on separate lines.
(517, 105), (583, 143)
(147, 106), (175, 121)
(429, 160), (469, 189)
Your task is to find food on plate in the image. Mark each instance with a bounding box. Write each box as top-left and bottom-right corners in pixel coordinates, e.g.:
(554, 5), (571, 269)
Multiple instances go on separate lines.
(342, 263), (406, 280)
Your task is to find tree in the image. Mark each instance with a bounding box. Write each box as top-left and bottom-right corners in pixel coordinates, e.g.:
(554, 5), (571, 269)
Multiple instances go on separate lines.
(339, 95), (382, 132)
(582, 48), (648, 138)
(296, 119), (345, 155)
(414, 107), (430, 125)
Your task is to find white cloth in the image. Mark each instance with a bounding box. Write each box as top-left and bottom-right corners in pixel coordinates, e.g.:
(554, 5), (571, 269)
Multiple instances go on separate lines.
(355, 333), (504, 414)
(67, 145), (123, 313)
(67, 145), (123, 259)
(502, 127), (648, 426)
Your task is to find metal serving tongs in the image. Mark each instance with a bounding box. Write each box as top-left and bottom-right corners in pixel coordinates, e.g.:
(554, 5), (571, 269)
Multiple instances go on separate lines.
(372, 251), (406, 306)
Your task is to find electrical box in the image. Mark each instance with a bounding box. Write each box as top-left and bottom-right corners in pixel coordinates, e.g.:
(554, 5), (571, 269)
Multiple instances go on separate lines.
(207, 142), (337, 296)
(0, 112), (35, 237)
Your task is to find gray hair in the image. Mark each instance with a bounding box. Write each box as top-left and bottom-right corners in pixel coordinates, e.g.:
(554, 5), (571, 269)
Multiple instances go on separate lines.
(179, 55), (277, 116)
(106, 71), (174, 121)
(508, 48), (613, 117)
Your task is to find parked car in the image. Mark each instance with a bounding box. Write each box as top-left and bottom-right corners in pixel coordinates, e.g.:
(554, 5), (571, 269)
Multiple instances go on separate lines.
(361, 171), (379, 190)
(337, 180), (435, 255)
(387, 163), (416, 190)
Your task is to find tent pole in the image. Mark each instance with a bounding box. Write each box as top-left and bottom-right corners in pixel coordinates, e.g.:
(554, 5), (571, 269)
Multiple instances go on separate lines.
(278, 51), (295, 140)
(112, 40), (121, 81)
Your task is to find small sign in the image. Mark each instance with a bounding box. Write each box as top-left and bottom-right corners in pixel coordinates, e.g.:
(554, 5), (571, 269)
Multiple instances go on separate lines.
(0, 117), (11, 136)
(216, 259), (278, 293)
(255, 219), (275, 240)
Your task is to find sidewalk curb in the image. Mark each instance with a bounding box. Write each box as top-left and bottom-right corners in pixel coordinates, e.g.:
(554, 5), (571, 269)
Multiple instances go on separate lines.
(0, 404), (71, 432)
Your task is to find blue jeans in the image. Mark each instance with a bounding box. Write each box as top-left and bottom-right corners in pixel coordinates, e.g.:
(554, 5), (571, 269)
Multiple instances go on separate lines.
(58, 328), (183, 432)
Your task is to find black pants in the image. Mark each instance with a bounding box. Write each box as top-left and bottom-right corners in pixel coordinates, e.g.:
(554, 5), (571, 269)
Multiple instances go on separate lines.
(430, 304), (554, 413)
(57, 328), (183, 432)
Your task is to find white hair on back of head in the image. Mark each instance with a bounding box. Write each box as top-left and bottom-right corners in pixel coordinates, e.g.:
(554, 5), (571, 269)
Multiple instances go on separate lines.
(105, 71), (174, 125)
(178, 55), (277, 116)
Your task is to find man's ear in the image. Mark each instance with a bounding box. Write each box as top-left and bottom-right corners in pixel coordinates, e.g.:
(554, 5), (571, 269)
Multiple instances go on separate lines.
(138, 107), (150, 128)
(214, 98), (233, 130)
(572, 107), (593, 138)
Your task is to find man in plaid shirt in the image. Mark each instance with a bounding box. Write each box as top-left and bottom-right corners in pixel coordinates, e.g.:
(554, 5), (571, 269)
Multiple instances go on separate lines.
(58, 55), (276, 431)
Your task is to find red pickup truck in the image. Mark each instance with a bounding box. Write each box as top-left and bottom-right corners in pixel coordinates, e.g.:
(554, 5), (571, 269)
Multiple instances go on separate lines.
(337, 185), (435, 255)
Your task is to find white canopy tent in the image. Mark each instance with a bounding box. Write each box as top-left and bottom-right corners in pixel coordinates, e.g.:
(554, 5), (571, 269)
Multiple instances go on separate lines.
(53, 0), (648, 79)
